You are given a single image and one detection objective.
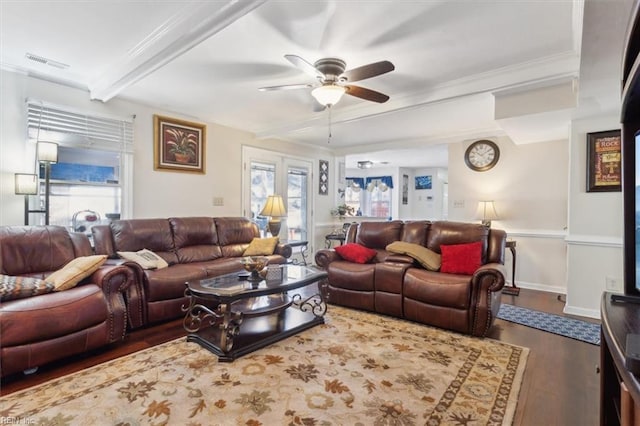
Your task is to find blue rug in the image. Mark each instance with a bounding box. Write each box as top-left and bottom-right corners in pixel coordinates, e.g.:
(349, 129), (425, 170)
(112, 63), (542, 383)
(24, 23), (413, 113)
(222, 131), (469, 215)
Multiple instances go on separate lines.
(497, 303), (601, 345)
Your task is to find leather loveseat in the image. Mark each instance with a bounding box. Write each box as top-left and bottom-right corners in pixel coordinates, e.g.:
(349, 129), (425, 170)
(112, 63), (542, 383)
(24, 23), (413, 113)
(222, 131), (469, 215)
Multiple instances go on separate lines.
(315, 220), (507, 337)
(0, 225), (134, 378)
(92, 217), (292, 328)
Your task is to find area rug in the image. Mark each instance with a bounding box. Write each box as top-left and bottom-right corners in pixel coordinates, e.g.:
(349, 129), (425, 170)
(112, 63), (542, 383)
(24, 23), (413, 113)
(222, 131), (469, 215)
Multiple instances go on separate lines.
(497, 303), (601, 345)
(0, 306), (528, 425)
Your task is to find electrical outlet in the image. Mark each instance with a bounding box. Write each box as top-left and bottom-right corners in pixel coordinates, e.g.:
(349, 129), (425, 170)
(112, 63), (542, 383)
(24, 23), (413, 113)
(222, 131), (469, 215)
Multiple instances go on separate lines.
(212, 197), (224, 206)
(606, 276), (623, 292)
(453, 200), (465, 208)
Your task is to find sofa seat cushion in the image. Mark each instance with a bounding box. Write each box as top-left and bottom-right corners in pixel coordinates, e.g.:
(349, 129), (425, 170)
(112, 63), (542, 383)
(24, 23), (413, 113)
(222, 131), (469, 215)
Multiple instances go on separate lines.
(403, 268), (471, 309)
(144, 264), (208, 302)
(0, 285), (108, 347)
(328, 261), (375, 291)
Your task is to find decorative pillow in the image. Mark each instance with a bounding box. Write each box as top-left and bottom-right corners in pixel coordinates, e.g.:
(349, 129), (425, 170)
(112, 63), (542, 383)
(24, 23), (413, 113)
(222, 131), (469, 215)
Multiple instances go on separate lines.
(440, 241), (483, 275)
(0, 275), (55, 302)
(46, 255), (108, 291)
(386, 241), (441, 271)
(243, 237), (279, 256)
(334, 243), (377, 264)
(118, 249), (169, 270)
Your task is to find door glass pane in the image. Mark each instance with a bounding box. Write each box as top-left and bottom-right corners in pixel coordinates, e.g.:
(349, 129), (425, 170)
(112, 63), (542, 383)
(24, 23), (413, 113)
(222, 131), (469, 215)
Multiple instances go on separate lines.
(287, 166), (308, 241)
(250, 162), (275, 235)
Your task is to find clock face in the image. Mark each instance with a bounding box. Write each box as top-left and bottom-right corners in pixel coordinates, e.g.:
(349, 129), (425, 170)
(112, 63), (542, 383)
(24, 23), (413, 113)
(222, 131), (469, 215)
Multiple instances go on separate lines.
(464, 140), (500, 171)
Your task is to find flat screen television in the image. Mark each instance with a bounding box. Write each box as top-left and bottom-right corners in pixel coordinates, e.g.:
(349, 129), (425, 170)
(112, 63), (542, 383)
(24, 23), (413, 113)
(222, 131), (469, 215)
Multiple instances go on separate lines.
(612, 2), (640, 304)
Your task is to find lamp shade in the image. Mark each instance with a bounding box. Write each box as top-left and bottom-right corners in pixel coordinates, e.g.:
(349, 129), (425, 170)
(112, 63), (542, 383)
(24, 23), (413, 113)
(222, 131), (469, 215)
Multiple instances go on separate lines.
(14, 173), (38, 195)
(476, 200), (499, 226)
(37, 141), (58, 163)
(311, 85), (346, 106)
(259, 195), (287, 217)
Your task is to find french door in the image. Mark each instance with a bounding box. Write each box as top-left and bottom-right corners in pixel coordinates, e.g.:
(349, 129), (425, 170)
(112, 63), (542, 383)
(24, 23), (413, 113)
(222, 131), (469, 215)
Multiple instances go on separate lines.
(242, 147), (312, 242)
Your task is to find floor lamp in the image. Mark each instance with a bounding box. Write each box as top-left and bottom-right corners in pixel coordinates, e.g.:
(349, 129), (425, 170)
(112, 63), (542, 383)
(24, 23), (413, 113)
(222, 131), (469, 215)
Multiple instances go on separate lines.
(37, 141), (58, 225)
(14, 173), (39, 225)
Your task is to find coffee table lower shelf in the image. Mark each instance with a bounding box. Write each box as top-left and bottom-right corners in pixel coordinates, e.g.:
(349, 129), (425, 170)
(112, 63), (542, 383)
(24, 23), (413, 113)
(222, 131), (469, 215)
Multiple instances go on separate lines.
(187, 307), (324, 362)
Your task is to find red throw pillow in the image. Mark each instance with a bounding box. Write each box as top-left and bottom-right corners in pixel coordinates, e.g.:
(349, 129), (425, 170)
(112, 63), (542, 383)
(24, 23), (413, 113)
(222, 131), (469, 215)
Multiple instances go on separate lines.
(335, 243), (377, 264)
(440, 241), (483, 275)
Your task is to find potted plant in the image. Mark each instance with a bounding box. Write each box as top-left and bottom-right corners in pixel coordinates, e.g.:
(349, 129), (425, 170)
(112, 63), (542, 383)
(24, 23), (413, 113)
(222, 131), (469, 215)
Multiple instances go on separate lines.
(166, 128), (197, 163)
(331, 204), (355, 218)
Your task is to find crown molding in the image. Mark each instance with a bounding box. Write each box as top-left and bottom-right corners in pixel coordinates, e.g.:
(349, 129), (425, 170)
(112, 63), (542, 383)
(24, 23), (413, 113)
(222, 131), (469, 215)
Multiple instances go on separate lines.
(88, 0), (266, 102)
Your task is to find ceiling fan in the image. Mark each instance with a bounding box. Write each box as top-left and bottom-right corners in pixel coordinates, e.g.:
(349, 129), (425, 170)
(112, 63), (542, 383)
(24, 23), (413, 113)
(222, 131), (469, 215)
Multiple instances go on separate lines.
(259, 55), (395, 108)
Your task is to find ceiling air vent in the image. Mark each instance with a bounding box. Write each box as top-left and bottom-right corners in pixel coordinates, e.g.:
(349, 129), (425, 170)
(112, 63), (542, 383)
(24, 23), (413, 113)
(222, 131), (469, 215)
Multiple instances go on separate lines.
(25, 53), (69, 69)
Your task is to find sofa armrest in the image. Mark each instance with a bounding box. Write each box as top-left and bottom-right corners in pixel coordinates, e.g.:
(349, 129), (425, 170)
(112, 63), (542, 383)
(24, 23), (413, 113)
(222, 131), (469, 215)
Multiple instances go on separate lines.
(102, 259), (146, 329)
(469, 262), (506, 336)
(315, 249), (342, 269)
(87, 264), (135, 341)
(275, 243), (292, 258)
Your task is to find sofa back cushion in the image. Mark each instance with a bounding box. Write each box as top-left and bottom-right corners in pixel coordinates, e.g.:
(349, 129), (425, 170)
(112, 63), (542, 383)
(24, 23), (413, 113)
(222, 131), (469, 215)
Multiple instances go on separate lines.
(170, 217), (223, 263)
(400, 221), (431, 245)
(0, 226), (82, 276)
(214, 217), (260, 258)
(355, 221), (404, 249)
(426, 221), (489, 264)
(110, 219), (179, 265)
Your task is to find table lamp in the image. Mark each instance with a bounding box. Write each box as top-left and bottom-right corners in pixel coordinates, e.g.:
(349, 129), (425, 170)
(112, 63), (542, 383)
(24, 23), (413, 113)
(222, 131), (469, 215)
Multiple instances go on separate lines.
(259, 195), (287, 237)
(476, 200), (499, 227)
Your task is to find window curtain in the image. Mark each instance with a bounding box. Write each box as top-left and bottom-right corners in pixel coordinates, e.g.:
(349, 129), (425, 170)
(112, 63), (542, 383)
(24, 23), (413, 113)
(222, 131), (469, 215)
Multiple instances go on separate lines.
(365, 176), (393, 188)
(346, 177), (365, 189)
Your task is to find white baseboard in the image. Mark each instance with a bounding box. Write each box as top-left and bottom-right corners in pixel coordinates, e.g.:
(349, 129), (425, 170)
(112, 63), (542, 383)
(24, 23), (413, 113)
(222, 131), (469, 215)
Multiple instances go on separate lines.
(515, 281), (566, 295)
(562, 304), (600, 320)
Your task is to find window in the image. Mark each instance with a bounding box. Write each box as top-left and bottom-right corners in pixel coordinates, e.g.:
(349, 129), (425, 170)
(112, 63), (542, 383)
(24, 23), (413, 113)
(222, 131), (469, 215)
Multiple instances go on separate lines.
(26, 100), (133, 233)
(345, 176), (393, 218)
(250, 162), (275, 234)
(287, 166), (309, 240)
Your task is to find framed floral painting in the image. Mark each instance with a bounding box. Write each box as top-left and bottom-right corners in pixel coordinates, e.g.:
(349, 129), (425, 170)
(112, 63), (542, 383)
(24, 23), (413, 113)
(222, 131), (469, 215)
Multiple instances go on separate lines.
(153, 115), (206, 173)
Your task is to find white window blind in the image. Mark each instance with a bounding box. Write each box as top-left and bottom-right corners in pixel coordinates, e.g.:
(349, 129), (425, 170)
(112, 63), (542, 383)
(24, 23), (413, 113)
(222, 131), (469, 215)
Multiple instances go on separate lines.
(26, 99), (134, 153)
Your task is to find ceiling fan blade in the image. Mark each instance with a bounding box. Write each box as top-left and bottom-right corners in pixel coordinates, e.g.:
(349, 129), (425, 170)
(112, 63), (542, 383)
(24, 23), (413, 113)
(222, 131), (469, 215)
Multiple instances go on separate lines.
(340, 60), (395, 83)
(258, 83), (313, 91)
(285, 54), (324, 79)
(344, 85), (390, 103)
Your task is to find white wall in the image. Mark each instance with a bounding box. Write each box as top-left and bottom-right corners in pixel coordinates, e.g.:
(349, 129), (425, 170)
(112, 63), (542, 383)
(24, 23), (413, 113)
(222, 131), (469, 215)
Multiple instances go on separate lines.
(565, 115), (623, 318)
(448, 136), (569, 296)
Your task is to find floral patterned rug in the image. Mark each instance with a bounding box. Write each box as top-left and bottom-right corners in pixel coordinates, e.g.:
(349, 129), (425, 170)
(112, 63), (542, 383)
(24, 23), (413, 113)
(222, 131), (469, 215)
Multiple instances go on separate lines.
(0, 306), (528, 425)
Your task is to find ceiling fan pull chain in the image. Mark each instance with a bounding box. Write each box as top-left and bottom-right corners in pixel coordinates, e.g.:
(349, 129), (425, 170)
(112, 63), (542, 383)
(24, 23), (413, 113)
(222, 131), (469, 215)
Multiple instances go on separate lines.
(327, 105), (332, 143)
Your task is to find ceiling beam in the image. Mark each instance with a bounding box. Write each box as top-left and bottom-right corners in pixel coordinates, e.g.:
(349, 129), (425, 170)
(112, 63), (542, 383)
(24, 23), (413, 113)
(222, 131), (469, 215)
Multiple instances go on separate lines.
(89, 0), (267, 102)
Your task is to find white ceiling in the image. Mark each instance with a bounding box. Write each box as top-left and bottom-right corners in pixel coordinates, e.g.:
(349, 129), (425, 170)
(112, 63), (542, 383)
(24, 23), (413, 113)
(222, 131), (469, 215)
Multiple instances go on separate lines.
(0, 0), (627, 169)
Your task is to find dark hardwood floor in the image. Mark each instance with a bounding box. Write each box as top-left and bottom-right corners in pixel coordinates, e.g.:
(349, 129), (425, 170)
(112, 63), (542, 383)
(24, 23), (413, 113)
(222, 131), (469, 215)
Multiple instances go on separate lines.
(0, 288), (600, 425)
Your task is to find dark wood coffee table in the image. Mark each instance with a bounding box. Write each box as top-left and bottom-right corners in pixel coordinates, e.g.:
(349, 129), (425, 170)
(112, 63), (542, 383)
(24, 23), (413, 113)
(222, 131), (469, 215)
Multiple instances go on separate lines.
(182, 265), (328, 361)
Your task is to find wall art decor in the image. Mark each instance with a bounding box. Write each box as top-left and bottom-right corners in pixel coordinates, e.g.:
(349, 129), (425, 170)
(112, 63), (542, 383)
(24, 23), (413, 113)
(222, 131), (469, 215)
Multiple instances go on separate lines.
(402, 174), (409, 204)
(587, 129), (621, 192)
(319, 160), (329, 195)
(154, 114), (206, 173)
(415, 175), (432, 190)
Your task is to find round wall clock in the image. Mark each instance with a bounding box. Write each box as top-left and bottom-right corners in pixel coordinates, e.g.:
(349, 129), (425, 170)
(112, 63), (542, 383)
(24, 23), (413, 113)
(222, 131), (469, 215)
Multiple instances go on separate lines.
(464, 140), (500, 172)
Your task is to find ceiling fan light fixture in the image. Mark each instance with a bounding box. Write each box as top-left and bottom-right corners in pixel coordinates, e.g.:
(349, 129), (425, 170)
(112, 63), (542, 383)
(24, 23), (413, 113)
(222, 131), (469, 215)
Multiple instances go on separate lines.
(312, 85), (346, 106)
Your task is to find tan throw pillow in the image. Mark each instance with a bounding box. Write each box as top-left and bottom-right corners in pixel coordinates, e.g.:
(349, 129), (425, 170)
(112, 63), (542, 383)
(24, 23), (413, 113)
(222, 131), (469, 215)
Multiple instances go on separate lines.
(47, 255), (107, 291)
(386, 241), (441, 271)
(118, 249), (169, 270)
(243, 237), (279, 256)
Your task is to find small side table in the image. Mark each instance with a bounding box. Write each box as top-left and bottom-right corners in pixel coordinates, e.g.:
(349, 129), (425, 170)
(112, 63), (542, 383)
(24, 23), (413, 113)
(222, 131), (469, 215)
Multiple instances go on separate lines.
(325, 233), (346, 248)
(282, 240), (308, 266)
(503, 240), (520, 296)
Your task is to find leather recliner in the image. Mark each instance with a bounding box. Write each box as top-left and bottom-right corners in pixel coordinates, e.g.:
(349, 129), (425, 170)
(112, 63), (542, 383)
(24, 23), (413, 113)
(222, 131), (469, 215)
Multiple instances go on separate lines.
(0, 225), (134, 378)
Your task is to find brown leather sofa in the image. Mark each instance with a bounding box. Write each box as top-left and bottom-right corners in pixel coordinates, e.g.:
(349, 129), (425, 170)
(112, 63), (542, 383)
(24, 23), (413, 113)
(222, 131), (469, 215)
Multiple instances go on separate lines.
(315, 220), (507, 337)
(0, 225), (134, 378)
(92, 217), (292, 328)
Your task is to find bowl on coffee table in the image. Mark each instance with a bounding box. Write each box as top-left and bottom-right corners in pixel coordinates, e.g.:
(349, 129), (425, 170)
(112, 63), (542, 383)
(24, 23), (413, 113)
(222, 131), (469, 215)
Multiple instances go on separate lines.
(241, 256), (269, 281)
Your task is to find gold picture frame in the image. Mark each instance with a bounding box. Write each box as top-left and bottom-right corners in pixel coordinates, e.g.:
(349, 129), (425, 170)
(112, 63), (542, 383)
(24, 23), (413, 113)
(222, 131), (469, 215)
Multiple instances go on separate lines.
(153, 114), (206, 173)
